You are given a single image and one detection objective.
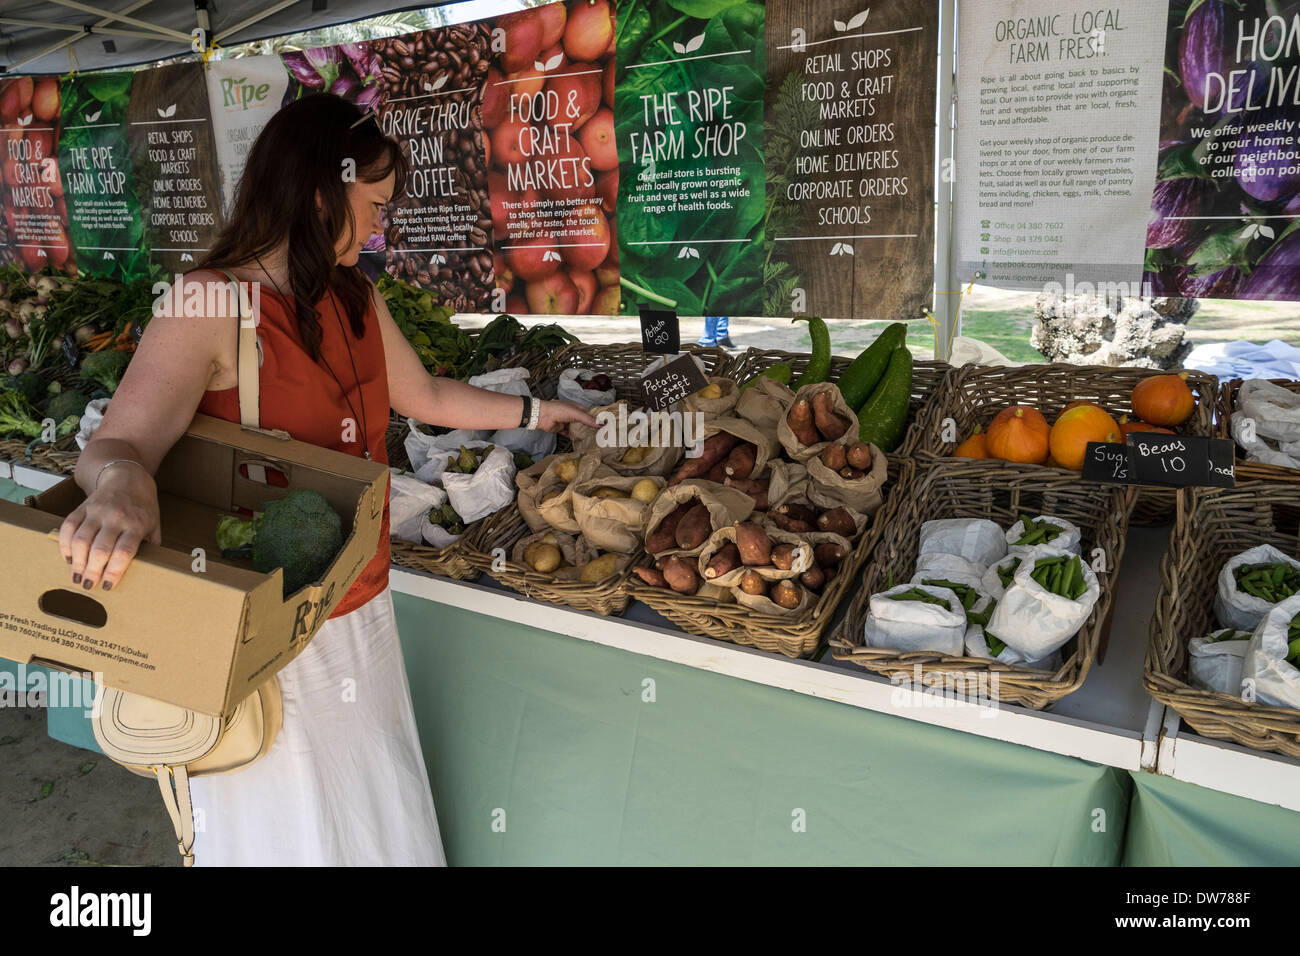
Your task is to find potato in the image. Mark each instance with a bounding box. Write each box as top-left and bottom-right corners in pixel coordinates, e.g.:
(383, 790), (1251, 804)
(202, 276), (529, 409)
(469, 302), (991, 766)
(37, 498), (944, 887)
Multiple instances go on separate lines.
(734, 521), (772, 566)
(738, 569), (767, 596)
(811, 391), (850, 441)
(540, 487), (564, 504)
(770, 513), (814, 534)
(541, 532), (558, 545)
(814, 542), (846, 568)
(527, 543), (562, 574)
(631, 478), (659, 503)
(704, 542), (741, 579)
(820, 443), (847, 472)
(633, 566), (668, 588)
(647, 501), (692, 553)
(771, 580), (803, 609)
(674, 503), (712, 550)
(776, 502), (818, 524)
(661, 555), (700, 594)
(723, 442), (757, 479)
(771, 543), (799, 571)
(817, 507), (857, 538)
(579, 553), (620, 583)
(800, 563), (826, 593)
(555, 459), (579, 483)
(846, 441), (873, 471)
(697, 383), (724, 399)
(591, 486), (628, 500)
(706, 460), (728, 483)
(621, 445), (648, 465)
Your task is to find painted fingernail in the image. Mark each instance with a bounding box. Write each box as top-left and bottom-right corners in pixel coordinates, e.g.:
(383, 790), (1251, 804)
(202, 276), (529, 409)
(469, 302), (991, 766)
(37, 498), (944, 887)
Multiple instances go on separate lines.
(102, 581), (112, 591)
(72, 573), (81, 584)
(82, 579), (93, 590)
(66, 555), (72, 564)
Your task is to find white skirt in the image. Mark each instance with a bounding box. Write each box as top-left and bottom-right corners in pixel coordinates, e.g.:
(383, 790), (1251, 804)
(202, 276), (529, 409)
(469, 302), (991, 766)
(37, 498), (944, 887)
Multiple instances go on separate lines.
(188, 587), (446, 866)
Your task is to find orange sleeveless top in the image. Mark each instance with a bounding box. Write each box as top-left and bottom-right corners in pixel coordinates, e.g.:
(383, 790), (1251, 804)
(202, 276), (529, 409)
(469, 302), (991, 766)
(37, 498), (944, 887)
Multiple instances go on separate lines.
(195, 276), (391, 619)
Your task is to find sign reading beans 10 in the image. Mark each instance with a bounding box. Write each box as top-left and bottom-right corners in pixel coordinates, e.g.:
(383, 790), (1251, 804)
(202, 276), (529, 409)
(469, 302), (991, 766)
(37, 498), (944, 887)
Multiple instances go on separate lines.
(0, 0), (941, 322)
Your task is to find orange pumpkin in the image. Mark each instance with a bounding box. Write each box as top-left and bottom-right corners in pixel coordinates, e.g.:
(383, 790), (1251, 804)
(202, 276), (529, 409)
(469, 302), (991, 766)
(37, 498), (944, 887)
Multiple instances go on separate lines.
(1118, 414), (1174, 437)
(1131, 373), (1195, 427)
(1049, 405), (1121, 471)
(1062, 400), (1107, 414)
(954, 427), (988, 459)
(985, 406), (1050, 464)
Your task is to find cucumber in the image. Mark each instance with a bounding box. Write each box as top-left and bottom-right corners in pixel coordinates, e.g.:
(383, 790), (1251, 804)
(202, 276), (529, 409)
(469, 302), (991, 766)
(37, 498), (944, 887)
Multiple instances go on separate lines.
(856, 347), (913, 453)
(791, 316), (831, 389)
(739, 363), (793, 391)
(837, 322), (906, 411)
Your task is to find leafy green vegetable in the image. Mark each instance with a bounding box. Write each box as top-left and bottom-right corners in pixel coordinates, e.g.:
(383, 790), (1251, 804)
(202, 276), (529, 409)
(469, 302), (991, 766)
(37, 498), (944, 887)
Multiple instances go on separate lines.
(79, 351), (130, 394)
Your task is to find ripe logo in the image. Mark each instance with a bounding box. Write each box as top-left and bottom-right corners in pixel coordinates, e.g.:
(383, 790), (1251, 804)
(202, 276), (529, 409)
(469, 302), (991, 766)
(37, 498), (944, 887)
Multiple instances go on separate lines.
(220, 77), (272, 111)
(102, 251), (115, 260)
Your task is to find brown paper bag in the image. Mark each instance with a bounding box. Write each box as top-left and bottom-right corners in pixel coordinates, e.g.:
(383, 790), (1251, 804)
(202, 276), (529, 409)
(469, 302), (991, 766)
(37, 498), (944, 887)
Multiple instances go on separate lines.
(768, 489), (869, 540)
(806, 441), (888, 514)
(571, 474), (665, 554)
(731, 579), (815, 616)
(696, 523), (814, 588)
(510, 528), (592, 577)
(572, 400), (686, 478)
(644, 479), (756, 558)
(777, 383), (860, 463)
(515, 454), (560, 533)
(735, 376), (794, 435)
(682, 376), (740, 417)
(534, 453), (615, 534)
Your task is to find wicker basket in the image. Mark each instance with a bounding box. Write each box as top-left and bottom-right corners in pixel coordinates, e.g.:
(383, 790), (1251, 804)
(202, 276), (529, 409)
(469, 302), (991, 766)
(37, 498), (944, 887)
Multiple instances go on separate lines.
(629, 458), (914, 659)
(1215, 378), (1300, 483)
(0, 434), (80, 475)
(526, 342), (732, 404)
(1145, 482), (1300, 756)
(719, 348), (951, 460)
(830, 459), (1133, 710)
(475, 503), (639, 616)
(916, 363), (1218, 526)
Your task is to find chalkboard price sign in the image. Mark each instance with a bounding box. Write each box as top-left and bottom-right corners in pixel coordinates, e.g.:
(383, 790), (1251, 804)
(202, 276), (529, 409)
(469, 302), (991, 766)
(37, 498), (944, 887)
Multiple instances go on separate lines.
(1130, 434), (1235, 489)
(641, 353), (709, 412)
(1081, 442), (1133, 484)
(639, 307), (680, 355)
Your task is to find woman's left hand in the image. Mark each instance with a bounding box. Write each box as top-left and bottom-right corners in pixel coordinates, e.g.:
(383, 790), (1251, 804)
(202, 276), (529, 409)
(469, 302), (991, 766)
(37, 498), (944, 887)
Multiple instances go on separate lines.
(538, 399), (599, 435)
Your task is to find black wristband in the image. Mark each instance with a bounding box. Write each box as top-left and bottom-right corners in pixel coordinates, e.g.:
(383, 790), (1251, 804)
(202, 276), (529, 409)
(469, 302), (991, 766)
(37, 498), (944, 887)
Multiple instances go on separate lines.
(518, 396), (531, 428)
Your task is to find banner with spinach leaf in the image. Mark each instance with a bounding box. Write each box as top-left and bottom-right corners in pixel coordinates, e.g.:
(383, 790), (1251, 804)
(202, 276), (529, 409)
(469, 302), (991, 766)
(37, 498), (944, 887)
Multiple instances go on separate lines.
(615, 0), (767, 317)
(58, 73), (149, 281)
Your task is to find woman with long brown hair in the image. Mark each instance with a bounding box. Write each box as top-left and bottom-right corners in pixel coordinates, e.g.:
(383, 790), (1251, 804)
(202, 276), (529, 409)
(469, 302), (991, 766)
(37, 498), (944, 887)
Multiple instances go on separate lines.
(59, 93), (595, 865)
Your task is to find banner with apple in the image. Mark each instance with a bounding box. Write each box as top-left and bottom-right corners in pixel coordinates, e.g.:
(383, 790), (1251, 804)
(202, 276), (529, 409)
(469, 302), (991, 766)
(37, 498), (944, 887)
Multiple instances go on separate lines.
(0, 76), (77, 276)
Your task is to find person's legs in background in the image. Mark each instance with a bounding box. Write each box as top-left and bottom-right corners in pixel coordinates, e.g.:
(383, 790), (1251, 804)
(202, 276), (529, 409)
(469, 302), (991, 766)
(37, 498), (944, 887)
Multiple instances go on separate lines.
(715, 315), (735, 349)
(697, 315), (719, 347)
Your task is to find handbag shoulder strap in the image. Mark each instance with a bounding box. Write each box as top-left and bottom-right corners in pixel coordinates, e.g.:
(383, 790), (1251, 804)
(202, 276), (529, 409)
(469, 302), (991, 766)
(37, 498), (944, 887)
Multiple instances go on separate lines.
(213, 268), (291, 441)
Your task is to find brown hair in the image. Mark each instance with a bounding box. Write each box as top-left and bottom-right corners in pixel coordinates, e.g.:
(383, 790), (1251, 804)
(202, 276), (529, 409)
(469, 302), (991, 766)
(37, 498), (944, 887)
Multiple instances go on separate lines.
(201, 93), (408, 360)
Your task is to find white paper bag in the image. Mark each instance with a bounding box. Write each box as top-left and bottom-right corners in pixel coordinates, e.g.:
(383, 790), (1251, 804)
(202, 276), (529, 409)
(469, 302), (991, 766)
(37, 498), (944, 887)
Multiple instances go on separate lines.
(1005, 515), (1082, 557)
(441, 444), (517, 525)
(986, 546), (1100, 660)
(863, 584), (967, 656)
(965, 627), (1062, 670)
(389, 471), (448, 544)
(557, 368), (616, 408)
(982, 553), (1026, 600)
(1242, 594), (1300, 709)
(404, 422), (492, 474)
(914, 551), (988, 581)
(75, 397), (111, 450)
(918, 518), (1007, 568)
(471, 366), (556, 460)
(1213, 544), (1300, 632)
(1188, 629), (1251, 695)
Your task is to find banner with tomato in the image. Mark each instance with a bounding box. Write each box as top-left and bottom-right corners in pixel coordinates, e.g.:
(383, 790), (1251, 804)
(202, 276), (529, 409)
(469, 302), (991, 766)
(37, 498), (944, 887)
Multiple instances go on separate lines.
(0, 76), (76, 275)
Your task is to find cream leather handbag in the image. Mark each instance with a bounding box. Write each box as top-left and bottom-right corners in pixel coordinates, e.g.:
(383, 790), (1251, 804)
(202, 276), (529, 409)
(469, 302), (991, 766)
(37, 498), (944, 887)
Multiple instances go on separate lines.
(91, 270), (283, 866)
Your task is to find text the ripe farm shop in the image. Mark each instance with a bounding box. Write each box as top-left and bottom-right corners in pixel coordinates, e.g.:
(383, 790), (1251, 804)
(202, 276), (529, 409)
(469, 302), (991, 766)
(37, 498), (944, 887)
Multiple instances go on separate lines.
(628, 88), (748, 163)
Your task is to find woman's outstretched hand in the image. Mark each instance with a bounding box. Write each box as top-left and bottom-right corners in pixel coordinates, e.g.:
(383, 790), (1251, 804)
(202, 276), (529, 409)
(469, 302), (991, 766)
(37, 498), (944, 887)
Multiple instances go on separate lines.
(537, 399), (599, 435)
(59, 463), (162, 591)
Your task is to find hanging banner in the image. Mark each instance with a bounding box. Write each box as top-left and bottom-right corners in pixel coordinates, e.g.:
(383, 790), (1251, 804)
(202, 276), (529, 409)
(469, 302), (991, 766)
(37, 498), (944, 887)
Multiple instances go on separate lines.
(125, 62), (224, 274)
(205, 56), (290, 216)
(953, 0), (1168, 293)
(0, 76), (76, 274)
(58, 73), (148, 280)
(763, 0), (937, 321)
(615, 0), (765, 318)
(1146, 1), (1300, 301)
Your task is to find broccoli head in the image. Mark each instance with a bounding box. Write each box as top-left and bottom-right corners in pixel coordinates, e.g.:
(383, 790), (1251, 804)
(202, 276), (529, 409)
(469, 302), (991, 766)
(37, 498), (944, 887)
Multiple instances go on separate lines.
(0, 388), (42, 440)
(253, 490), (344, 597)
(44, 388), (89, 424)
(2, 371), (48, 405)
(79, 351), (131, 394)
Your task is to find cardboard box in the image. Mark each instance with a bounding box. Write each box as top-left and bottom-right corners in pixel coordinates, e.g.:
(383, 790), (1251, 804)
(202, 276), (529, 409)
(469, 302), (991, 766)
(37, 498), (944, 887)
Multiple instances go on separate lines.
(0, 414), (388, 718)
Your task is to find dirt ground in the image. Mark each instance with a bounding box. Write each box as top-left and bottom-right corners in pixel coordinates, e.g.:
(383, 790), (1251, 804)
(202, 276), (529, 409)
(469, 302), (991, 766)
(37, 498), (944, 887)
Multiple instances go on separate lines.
(0, 697), (175, 866)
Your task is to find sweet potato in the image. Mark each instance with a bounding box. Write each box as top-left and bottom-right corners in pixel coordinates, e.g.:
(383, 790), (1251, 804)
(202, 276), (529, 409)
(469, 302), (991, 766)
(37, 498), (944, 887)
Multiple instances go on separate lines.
(633, 566), (668, 588)
(817, 507), (857, 538)
(771, 580), (803, 609)
(800, 563), (826, 593)
(785, 398), (820, 446)
(771, 543), (799, 571)
(814, 542), (846, 568)
(668, 432), (740, 485)
(811, 391), (850, 441)
(674, 503), (712, 550)
(824, 564), (839, 582)
(706, 460), (728, 483)
(738, 569), (767, 596)
(723, 442), (757, 479)
(846, 440), (873, 471)
(820, 443), (847, 472)
(770, 513), (815, 534)
(661, 555), (700, 594)
(776, 501), (818, 525)
(735, 521), (773, 566)
(723, 476), (769, 510)
(647, 501), (692, 553)
(839, 467), (866, 481)
(705, 541), (741, 579)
